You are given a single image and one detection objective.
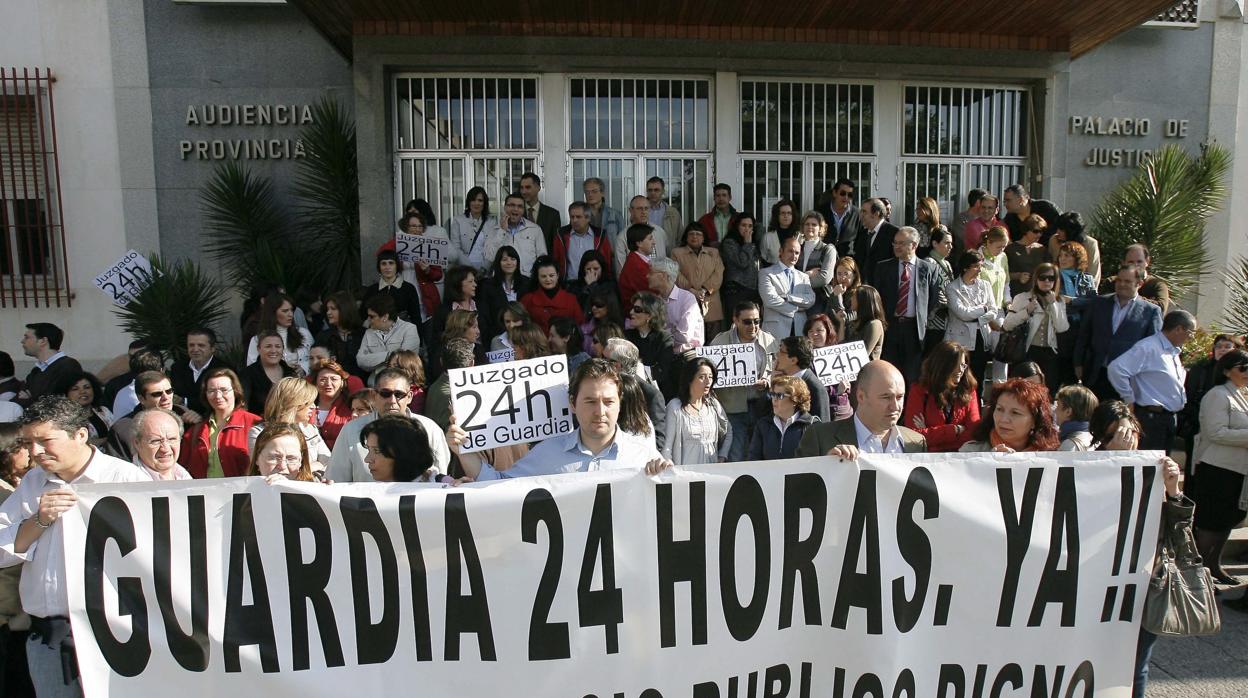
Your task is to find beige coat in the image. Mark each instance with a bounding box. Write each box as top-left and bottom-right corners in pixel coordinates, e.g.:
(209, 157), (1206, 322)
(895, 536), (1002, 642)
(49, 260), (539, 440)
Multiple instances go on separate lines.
(1194, 383), (1248, 475)
(673, 246), (725, 323)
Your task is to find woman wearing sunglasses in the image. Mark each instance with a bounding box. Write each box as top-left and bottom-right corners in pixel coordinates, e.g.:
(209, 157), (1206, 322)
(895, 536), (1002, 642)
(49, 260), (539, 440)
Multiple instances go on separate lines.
(1001, 262), (1068, 395)
(748, 375), (815, 460)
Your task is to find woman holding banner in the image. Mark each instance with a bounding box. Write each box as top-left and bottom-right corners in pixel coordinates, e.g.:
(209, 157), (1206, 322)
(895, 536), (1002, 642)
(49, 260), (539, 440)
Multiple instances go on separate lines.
(247, 423), (316, 483)
(662, 357), (732, 465)
(958, 378), (1057, 453)
(903, 341), (980, 452)
(360, 415), (446, 483)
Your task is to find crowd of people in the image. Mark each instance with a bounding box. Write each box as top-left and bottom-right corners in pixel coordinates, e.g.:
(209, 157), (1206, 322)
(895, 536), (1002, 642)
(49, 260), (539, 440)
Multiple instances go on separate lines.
(0, 172), (1245, 696)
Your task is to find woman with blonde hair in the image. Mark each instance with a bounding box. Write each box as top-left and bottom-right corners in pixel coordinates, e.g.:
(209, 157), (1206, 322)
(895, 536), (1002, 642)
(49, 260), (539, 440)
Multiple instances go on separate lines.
(1001, 261), (1068, 394)
(749, 374), (814, 460)
(247, 377), (330, 473)
(247, 423), (316, 482)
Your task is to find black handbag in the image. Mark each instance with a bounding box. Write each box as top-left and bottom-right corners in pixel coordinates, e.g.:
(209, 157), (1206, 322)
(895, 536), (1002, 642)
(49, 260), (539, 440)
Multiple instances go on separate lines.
(993, 323), (1029, 364)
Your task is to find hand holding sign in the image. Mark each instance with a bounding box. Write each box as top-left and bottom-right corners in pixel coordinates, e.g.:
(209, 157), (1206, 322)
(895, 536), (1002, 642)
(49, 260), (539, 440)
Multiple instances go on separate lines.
(812, 341), (870, 386)
(395, 233), (451, 267)
(448, 355), (573, 452)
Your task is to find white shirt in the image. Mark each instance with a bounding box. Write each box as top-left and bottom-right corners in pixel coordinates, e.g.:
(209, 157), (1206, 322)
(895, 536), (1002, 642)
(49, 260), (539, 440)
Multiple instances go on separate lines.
(773, 412), (800, 436)
(0, 447), (150, 617)
(0, 402), (22, 423)
(189, 357), (214, 383)
(1107, 332), (1187, 412)
(34, 352), (67, 372)
(111, 381), (139, 419)
(1111, 295), (1134, 333)
(852, 414), (905, 454)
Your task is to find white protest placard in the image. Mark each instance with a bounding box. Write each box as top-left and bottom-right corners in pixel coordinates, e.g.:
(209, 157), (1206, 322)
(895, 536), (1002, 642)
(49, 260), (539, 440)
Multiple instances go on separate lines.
(695, 343), (759, 388)
(448, 354), (572, 452)
(813, 340), (871, 385)
(395, 232), (451, 267)
(486, 348), (515, 364)
(63, 452), (1162, 697)
(93, 250), (155, 307)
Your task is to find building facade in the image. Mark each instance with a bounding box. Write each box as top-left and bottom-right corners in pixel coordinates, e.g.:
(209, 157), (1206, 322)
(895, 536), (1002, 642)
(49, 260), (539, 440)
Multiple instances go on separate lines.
(2, 0), (1245, 368)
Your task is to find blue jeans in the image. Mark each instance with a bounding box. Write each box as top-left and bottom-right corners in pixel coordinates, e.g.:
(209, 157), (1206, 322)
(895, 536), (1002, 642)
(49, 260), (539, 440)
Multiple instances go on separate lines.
(1133, 628), (1158, 698)
(728, 411), (753, 463)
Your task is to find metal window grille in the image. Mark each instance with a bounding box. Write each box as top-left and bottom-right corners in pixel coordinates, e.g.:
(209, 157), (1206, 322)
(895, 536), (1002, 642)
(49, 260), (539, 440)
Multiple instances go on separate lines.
(569, 78), (710, 151)
(643, 157), (711, 230)
(394, 76), (539, 151)
(903, 85), (1028, 158)
(571, 158), (637, 215)
(742, 158), (874, 230)
(1, 67), (68, 308)
(741, 80), (875, 154)
(393, 75), (541, 225)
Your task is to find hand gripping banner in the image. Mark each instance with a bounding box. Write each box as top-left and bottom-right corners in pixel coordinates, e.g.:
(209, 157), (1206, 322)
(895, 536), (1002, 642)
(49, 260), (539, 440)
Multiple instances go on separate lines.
(63, 452), (1163, 697)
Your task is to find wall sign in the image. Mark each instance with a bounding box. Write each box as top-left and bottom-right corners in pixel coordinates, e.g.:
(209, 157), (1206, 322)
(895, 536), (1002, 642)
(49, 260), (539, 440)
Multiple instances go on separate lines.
(1069, 116), (1190, 168)
(178, 103), (313, 161)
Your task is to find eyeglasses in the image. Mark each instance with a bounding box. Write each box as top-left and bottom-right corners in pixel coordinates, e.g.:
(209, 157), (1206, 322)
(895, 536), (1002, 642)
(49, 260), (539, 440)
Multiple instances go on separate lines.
(206, 387), (233, 396)
(766, 392), (791, 401)
(1037, 275), (1057, 281)
(146, 388), (174, 398)
(263, 453), (303, 466)
(144, 437), (179, 450)
(630, 306), (646, 314)
(376, 389), (408, 400)
(738, 318), (761, 325)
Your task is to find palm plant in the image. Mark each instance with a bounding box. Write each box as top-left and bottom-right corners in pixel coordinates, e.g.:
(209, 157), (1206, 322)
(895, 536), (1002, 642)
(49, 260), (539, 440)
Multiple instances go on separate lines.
(200, 161), (318, 294)
(1089, 143), (1230, 298)
(294, 97), (361, 293)
(113, 255), (229, 363)
(1221, 253), (1248, 337)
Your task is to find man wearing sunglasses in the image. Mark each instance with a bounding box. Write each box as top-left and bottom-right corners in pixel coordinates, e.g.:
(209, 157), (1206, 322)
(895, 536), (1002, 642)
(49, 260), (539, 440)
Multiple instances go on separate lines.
(709, 301), (777, 462)
(104, 371), (199, 461)
(326, 367), (450, 483)
(816, 178), (862, 259)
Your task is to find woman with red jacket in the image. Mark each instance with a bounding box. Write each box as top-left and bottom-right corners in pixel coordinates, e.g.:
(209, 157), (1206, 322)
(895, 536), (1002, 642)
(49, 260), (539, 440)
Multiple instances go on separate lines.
(313, 361), (355, 450)
(520, 256), (582, 334)
(618, 223), (656, 311)
(902, 340), (981, 452)
(179, 368), (263, 478)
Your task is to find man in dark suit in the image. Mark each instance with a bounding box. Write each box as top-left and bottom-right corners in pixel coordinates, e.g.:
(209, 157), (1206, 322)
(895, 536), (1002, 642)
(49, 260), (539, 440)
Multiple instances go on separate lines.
(170, 328), (233, 415)
(875, 227), (946, 384)
(17, 322), (82, 406)
(856, 198), (897, 289)
(1075, 264), (1163, 400)
(796, 360), (926, 458)
(816, 178), (863, 258)
(774, 336), (828, 423)
(520, 171), (563, 254)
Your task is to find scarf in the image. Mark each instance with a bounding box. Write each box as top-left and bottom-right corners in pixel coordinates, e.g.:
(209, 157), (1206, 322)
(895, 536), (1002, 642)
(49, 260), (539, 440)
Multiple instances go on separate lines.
(990, 429), (1038, 452)
(1059, 420), (1089, 443)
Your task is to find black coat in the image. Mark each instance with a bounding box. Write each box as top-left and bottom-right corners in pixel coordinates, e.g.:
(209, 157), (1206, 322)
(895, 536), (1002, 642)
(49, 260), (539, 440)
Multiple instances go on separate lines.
(858, 222), (899, 289)
(170, 355), (235, 415)
(238, 361), (297, 415)
(749, 411), (815, 460)
(478, 273), (532, 340)
(626, 329), (677, 402)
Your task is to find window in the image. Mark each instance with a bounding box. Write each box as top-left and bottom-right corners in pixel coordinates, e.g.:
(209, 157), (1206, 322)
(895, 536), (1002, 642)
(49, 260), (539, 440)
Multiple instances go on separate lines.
(739, 79), (875, 228)
(393, 75), (541, 225)
(1, 67), (68, 307)
(900, 84), (1030, 225)
(567, 77), (712, 228)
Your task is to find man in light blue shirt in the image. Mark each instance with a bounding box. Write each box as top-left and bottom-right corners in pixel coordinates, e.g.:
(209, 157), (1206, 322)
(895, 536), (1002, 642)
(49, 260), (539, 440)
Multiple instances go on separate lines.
(1107, 309), (1196, 453)
(448, 359), (669, 479)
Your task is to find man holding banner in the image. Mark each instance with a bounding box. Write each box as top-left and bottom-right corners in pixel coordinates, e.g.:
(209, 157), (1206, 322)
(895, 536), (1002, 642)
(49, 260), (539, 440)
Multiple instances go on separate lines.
(0, 397), (149, 696)
(449, 359), (670, 479)
(796, 360), (926, 458)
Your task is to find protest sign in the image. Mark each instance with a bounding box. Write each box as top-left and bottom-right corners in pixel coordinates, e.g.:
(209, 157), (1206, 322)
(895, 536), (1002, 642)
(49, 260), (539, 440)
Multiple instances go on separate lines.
(695, 344), (759, 389)
(65, 452), (1162, 697)
(447, 354), (573, 452)
(486, 349), (515, 364)
(813, 341), (871, 386)
(395, 233), (451, 266)
(93, 250), (155, 307)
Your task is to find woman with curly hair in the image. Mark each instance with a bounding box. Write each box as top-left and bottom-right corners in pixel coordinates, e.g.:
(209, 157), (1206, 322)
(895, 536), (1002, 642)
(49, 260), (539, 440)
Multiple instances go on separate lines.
(959, 378), (1058, 452)
(903, 341), (980, 452)
(56, 371), (113, 443)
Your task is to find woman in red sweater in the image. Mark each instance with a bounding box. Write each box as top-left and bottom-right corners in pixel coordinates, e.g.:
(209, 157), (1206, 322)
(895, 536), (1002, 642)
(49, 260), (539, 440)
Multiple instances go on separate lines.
(902, 340), (981, 452)
(179, 368), (263, 478)
(520, 256), (582, 334)
(617, 223), (655, 311)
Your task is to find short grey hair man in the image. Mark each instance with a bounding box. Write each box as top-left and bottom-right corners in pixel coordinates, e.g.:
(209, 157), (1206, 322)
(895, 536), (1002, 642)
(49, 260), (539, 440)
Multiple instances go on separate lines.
(649, 257), (679, 285)
(603, 337), (642, 375)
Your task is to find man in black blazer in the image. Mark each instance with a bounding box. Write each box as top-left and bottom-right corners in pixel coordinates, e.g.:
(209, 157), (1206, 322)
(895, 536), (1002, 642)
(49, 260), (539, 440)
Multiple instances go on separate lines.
(17, 322), (82, 406)
(816, 177), (863, 258)
(1075, 264), (1163, 400)
(795, 360), (926, 458)
(170, 328), (233, 415)
(520, 171), (563, 254)
(875, 227), (945, 384)
(856, 198), (897, 289)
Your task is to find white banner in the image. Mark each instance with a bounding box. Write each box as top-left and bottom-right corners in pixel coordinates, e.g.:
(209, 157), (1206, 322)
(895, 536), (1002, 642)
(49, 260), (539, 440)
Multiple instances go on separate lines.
(448, 355), (573, 452)
(813, 341), (871, 386)
(395, 233), (451, 267)
(63, 452), (1162, 697)
(695, 344), (759, 389)
(93, 250), (155, 307)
